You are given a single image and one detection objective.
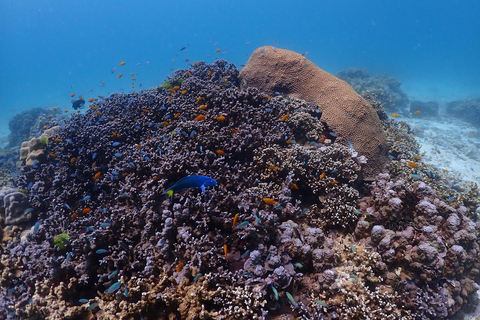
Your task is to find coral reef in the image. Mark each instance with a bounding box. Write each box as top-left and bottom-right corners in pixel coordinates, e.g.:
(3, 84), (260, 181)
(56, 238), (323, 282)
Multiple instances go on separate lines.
(19, 126), (59, 166)
(7, 108), (46, 148)
(337, 67), (410, 113)
(1, 56), (479, 320)
(239, 46), (388, 180)
(446, 98), (480, 128)
(0, 187), (33, 225)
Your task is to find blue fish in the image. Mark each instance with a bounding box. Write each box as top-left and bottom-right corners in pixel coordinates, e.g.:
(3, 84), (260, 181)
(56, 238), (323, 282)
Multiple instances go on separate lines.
(105, 281), (121, 294)
(163, 175), (217, 199)
(112, 142), (121, 147)
(96, 249), (109, 254)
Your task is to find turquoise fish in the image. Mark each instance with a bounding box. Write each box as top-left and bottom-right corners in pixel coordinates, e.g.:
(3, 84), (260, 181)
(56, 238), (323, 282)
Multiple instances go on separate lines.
(163, 175), (217, 199)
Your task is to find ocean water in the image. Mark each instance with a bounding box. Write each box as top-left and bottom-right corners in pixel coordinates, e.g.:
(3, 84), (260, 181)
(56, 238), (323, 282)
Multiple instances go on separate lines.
(1, 0), (479, 140)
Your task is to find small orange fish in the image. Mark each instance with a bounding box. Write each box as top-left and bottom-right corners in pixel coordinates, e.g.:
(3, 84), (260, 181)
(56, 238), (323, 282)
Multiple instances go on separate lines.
(231, 128), (239, 134)
(207, 70), (212, 76)
(142, 108), (149, 112)
(176, 261), (183, 272)
(320, 172), (326, 179)
(94, 172), (101, 180)
(216, 149), (225, 155)
(131, 84), (135, 88)
(130, 73), (134, 76)
(70, 213), (78, 219)
(161, 121), (169, 126)
(196, 97), (204, 101)
(224, 244), (228, 261)
(52, 107), (57, 110)
(406, 160), (418, 168)
(331, 180), (339, 184)
(224, 79), (229, 84)
(96, 112), (102, 115)
(71, 93), (75, 97)
(199, 105), (207, 110)
(54, 138), (62, 142)
(181, 90), (188, 94)
(167, 97), (173, 101)
(286, 139), (293, 144)
(280, 114), (289, 122)
(64, 110), (69, 113)
(88, 97), (94, 102)
(174, 113), (181, 118)
(168, 89), (176, 94)
(173, 86), (180, 90)
(216, 49), (221, 53)
(49, 153), (56, 158)
(442, 169), (449, 173)
(82, 208), (91, 214)
(263, 198), (277, 205)
(194, 115), (206, 121)
(268, 165), (278, 171)
(413, 154), (421, 159)
(391, 113), (399, 118)
(216, 115), (226, 121)
(119, 61), (126, 66)
(70, 157), (76, 163)
(194, 62), (199, 66)
(132, 78), (137, 81)
(414, 110), (421, 114)
(291, 183), (298, 190)
(264, 95), (270, 99)
(48, 114), (52, 118)
(98, 95), (104, 99)
(117, 73), (123, 79)
(185, 71), (191, 76)
(232, 213), (239, 229)
(79, 96), (84, 100)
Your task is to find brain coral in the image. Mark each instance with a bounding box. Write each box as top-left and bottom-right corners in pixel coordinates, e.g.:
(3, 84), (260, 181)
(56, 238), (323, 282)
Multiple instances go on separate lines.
(239, 46), (388, 180)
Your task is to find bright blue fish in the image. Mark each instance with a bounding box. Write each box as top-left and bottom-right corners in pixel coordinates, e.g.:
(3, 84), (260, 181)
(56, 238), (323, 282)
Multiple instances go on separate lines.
(96, 249), (108, 254)
(112, 142), (121, 147)
(163, 175), (217, 199)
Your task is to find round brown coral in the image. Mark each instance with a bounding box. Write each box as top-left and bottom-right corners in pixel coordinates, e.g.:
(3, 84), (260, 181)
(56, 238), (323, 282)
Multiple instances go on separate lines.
(239, 46), (388, 180)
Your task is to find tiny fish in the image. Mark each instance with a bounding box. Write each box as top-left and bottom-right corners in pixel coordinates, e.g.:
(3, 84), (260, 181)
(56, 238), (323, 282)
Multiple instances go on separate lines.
(194, 115), (206, 121)
(240, 250), (250, 259)
(105, 281), (121, 294)
(96, 249), (108, 254)
(33, 221), (40, 234)
(315, 299), (327, 307)
(234, 221), (249, 229)
(232, 213), (239, 229)
(263, 198), (276, 205)
(193, 273), (203, 283)
(114, 153), (123, 157)
(81, 195), (91, 201)
(79, 298), (89, 304)
(351, 245), (357, 253)
(112, 142), (121, 147)
(286, 292), (298, 308)
(350, 274), (359, 281)
(87, 302), (99, 311)
(271, 285), (279, 301)
(100, 222), (112, 227)
(119, 61), (126, 66)
(224, 244), (228, 261)
(124, 284), (128, 297)
(293, 262), (303, 269)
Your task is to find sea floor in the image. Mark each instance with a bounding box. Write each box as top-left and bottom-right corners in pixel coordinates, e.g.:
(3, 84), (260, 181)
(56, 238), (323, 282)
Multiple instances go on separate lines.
(401, 115), (480, 188)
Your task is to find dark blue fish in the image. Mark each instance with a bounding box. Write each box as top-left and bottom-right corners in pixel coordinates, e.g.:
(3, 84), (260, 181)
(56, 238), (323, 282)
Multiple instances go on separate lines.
(163, 175), (217, 198)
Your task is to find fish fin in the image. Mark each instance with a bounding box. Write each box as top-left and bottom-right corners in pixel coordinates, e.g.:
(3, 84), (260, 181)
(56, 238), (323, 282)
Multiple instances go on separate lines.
(166, 189), (174, 200)
(200, 184), (206, 193)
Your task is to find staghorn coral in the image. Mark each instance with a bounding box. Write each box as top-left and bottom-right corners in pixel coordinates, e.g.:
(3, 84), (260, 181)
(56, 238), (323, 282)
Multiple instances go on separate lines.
(239, 46), (388, 180)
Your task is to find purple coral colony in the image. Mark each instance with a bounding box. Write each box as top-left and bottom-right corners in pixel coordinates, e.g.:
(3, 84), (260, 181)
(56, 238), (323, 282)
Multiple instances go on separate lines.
(1, 54), (480, 320)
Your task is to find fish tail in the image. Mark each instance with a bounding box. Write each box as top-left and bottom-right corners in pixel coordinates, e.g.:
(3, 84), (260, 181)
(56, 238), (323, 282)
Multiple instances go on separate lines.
(165, 189), (174, 201)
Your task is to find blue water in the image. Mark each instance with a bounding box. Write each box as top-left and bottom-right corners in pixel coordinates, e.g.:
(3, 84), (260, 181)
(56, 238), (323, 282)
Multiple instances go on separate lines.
(1, 0), (479, 138)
